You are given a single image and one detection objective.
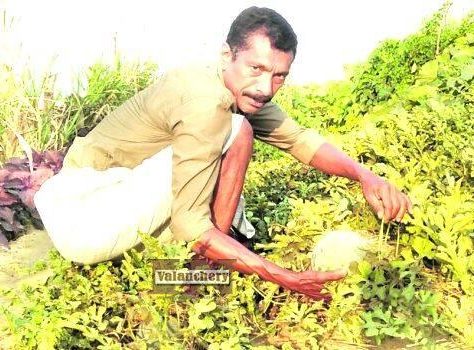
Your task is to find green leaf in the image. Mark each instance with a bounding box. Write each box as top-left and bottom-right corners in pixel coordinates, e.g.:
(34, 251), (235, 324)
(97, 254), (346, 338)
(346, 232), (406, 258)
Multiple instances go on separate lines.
(404, 85), (437, 101)
(365, 327), (380, 337)
(373, 269), (386, 284)
(194, 299), (217, 314)
(358, 260), (372, 279)
(417, 60), (438, 84)
(411, 236), (435, 258)
(401, 285), (415, 302)
(382, 326), (402, 337)
(460, 62), (474, 81)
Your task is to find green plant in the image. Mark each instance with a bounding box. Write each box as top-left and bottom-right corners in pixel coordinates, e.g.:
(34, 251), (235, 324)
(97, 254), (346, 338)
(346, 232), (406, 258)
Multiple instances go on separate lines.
(1, 5), (474, 349)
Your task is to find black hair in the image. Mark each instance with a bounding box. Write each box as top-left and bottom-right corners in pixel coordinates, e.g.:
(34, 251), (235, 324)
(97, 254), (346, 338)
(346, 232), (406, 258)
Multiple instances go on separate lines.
(226, 6), (297, 58)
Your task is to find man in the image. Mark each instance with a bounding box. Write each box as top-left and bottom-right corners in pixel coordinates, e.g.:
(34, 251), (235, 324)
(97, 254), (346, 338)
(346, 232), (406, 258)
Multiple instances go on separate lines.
(35, 7), (412, 300)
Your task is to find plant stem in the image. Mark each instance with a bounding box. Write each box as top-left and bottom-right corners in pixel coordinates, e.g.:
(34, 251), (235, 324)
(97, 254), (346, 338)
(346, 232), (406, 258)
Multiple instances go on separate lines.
(384, 222), (391, 244)
(396, 225), (401, 257)
(378, 219), (384, 260)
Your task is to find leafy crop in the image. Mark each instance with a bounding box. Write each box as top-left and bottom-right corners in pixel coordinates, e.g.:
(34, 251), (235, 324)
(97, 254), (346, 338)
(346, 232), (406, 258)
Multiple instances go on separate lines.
(1, 6), (473, 349)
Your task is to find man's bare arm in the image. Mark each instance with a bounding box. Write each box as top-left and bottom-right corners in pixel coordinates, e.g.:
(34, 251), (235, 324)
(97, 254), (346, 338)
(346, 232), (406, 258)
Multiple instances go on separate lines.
(309, 142), (412, 222)
(192, 227), (345, 300)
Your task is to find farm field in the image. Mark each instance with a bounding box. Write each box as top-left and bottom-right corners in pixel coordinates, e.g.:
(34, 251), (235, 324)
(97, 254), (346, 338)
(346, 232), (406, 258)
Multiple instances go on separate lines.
(0, 7), (473, 349)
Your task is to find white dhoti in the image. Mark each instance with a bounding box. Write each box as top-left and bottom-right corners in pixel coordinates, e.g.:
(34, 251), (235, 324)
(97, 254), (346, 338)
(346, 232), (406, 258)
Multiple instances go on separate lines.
(34, 114), (255, 265)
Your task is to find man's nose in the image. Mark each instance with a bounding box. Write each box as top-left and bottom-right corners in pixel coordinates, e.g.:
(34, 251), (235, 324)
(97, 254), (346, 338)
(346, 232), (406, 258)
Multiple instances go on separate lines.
(255, 74), (272, 97)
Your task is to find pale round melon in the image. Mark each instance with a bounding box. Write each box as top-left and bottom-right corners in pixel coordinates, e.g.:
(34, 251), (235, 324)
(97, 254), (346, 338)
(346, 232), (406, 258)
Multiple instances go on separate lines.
(311, 230), (372, 272)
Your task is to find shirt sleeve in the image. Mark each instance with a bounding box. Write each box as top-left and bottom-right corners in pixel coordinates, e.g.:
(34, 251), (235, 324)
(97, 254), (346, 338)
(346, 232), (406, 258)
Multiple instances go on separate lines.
(247, 102), (327, 165)
(168, 98), (231, 242)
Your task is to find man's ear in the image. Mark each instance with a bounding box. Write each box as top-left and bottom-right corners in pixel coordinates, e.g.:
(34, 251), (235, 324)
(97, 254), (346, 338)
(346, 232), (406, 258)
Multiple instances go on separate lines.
(221, 43), (233, 69)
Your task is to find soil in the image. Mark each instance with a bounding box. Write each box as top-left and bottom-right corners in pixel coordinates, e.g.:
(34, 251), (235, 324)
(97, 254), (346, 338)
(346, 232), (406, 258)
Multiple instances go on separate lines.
(0, 228), (54, 295)
(0, 228), (55, 348)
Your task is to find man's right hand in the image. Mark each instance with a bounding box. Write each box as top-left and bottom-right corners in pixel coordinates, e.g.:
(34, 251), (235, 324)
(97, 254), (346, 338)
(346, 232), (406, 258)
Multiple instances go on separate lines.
(193, 227), (346, 300)
(282, 270), (346, 300)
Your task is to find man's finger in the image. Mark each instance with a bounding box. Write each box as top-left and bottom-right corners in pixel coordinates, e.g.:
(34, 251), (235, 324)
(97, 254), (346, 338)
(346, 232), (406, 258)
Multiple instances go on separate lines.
(378, 186), (392, 222)
(395, 195), (407, 222)
(389, 186), (401, 221)
(365, 190), (384, 219)
(314, 269), (347, 283)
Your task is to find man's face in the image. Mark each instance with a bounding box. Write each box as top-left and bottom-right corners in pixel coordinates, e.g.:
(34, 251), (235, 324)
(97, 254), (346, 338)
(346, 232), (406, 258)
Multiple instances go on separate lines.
(222, 33), (294, 115)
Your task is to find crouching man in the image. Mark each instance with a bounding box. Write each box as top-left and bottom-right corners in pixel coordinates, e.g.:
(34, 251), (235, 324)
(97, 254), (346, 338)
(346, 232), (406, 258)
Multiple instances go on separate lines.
(35, 7), (411, 300)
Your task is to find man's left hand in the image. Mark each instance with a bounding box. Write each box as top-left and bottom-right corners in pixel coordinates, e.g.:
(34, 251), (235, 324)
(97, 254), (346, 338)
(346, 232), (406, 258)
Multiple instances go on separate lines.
(359, 171), (412, 223)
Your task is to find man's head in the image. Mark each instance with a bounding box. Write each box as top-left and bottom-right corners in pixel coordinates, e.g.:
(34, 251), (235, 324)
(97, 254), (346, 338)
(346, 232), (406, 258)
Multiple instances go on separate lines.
(221, 7), (297, 115)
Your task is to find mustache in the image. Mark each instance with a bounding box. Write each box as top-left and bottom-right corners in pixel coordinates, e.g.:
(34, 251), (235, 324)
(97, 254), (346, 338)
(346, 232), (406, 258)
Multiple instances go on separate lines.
(243, 92), (272, 104)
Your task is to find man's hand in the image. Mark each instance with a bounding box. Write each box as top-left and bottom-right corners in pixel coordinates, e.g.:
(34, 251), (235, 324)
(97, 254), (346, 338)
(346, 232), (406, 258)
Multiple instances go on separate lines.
(282, 270), (346, 300)
(359, 171), (412, 222)
(309, 143), (413, 223)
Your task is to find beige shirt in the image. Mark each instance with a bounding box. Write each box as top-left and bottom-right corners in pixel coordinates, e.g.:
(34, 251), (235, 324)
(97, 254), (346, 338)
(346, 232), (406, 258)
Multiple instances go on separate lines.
(63, 62), (326, 242)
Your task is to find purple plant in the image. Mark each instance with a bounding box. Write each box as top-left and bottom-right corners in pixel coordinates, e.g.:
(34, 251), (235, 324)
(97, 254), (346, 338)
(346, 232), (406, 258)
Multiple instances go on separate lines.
(0, 150), (64, 249)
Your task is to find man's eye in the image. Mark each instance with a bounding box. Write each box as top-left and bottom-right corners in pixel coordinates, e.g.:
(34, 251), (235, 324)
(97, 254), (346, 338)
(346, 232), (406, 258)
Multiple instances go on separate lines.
(274, 74), (286, 83)
(251, 65), (260, 72)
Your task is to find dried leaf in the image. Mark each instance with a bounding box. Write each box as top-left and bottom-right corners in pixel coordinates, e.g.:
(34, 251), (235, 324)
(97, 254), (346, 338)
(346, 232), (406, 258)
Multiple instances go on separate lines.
(30, 168), (54, 190)
(18, 188), (37, 209)
(5, 156), (29, 170)
(3, 173), (29, 191)
(0, 169), (8, 182)
(0, 206), (15, 224)
(0, 188), (17, 206)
